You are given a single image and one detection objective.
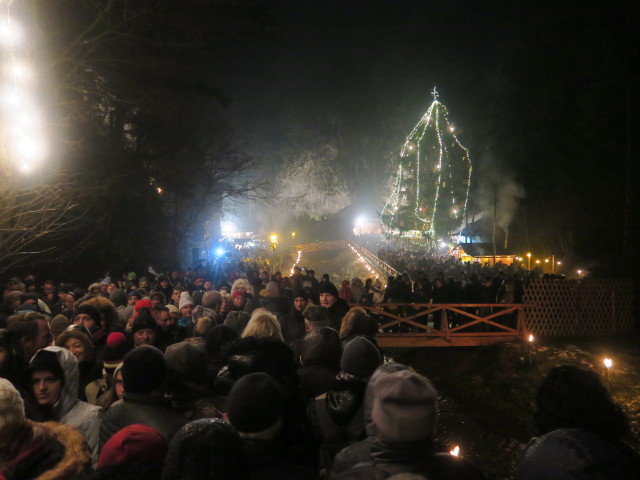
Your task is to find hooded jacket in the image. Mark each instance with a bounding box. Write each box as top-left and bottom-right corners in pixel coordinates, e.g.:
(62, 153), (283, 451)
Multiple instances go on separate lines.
(0, 420), (91, 480)
(27, 346), (102, 466)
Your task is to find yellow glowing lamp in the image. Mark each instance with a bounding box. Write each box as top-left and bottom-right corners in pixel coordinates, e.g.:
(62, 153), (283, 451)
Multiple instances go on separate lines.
(270, 234), (277, 243)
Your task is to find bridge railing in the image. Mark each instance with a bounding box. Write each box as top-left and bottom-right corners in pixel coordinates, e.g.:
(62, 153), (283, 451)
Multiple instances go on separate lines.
(350, 242), (401, 279)
(355, 302), (526, 347)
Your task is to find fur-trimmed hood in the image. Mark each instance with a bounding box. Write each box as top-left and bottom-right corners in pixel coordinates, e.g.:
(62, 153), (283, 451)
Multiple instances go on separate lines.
(0, 420), (91, 480)
(36, 421), (91, 480)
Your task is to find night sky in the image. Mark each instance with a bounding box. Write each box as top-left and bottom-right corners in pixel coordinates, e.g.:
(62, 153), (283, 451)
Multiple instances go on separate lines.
(210, 0), (638, 275)
(4, 0), (637, 278)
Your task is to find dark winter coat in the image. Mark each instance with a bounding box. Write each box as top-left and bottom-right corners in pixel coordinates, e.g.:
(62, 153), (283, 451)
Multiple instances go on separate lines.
(279, 309), (306, 345)
(334, 437), (486, 480)
(242, 438), (318, 480)
(327, 298), (350, 331)
(513, 427), (640, 480)
(0, 421), (91, 480)
(308, 377), (368, 471)
(99, 393), (187, 448)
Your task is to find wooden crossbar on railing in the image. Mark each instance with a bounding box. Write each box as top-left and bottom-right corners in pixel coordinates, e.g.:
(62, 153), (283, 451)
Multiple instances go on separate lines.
(353, 303), (526, 347)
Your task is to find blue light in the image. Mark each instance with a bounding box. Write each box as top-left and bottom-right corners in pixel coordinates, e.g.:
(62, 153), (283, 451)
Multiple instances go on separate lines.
(215, 248), (225, 257)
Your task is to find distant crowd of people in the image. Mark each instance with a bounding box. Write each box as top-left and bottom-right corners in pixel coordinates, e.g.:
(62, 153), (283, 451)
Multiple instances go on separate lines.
(1, 260), (638, 479)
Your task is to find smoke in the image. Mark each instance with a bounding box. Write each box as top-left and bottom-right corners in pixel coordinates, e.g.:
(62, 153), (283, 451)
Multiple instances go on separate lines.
(496, 178), (526, 232)
(223, 145), (351, 235)
(477, 173), (526, 234)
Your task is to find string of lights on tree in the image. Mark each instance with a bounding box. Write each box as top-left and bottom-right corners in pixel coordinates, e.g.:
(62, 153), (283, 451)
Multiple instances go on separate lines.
(381, 87), (472, 247)
(1, 0), (46, 173)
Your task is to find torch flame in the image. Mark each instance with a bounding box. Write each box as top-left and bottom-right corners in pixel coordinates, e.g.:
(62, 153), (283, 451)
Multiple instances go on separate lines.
(450, 445), (460, 456)
(528, 334), (534, 343)
(604, 358), (613, 369)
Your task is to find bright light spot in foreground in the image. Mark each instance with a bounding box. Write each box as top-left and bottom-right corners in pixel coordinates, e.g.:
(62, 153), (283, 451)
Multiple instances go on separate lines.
(604, 358), (612, 369)
(215, 248), (225, 257)
(354, 216), (366, 227)
(450, 445), (460, 456)
(528, 334), (534, 343)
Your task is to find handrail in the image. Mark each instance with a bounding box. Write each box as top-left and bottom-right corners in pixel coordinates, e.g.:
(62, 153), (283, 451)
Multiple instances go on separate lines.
(353, 302), (527, 347)
(350, 242), (401, 279)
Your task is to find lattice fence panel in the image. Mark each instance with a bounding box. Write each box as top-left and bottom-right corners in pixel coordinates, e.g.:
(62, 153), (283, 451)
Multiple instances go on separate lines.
(523, 279), (634, 337)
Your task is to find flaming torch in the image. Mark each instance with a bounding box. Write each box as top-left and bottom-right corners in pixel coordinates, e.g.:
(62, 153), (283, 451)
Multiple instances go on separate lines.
(604, 358), (612, 382)
(449, 445), (460, 457)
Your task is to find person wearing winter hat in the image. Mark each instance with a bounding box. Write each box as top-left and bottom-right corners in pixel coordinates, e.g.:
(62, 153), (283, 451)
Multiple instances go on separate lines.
(96, 424), (167, 478)
(103, 332), (132, 374)
(308, 336), (382, 470)
(85, 331), (132, 406)
(131, 308), (160, 348)
(149, 291), (167, 308)
(223, 310), (250, 336)
(204, 325), (239, 384)
(297, 327), (342, 399)
(279, 289), (309, 344)
(25, 346), (102, 465)
(72, 304), (103, 338)
(224, 372), (317, 479)
(164, 342), (210, 418)
(0, 378), (92, 479)
(340, 336), (382, 380)
(335, 369), (485, 480)
(161, 418), (249, 480)
(319, 282), (349, 331)
(166, 303), (179, 321)
(177, 291), (194, 329)
(100, 345), (187, 448)
(330, 362), (410, 476)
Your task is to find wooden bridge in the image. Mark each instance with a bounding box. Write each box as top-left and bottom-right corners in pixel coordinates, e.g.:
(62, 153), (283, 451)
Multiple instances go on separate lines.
(364, 303), (525, 347)
(366, 278), (634, 347)
(292, 240), (351, 252)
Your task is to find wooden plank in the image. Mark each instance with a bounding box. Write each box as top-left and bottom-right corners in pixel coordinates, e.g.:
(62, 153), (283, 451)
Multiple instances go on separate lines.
(376, 333), (522, 348)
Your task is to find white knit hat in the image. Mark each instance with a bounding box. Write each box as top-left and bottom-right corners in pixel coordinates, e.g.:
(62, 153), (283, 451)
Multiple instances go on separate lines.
(178, 291), (194, 311)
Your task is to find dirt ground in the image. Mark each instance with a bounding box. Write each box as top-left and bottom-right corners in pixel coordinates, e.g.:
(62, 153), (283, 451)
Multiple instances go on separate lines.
(386, 335), (640, 480)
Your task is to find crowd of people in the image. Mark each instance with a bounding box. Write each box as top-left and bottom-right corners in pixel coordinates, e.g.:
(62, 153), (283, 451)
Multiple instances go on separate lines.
(1, 257), (638, 479)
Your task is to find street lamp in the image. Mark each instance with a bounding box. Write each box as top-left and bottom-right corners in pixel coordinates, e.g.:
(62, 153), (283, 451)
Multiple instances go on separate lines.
(526, 253), (531, 270)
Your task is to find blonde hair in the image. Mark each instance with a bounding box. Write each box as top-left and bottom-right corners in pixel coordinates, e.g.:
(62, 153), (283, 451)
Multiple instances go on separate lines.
(339, 306), (367, 339)
(195, 316), (215, 337)
(241, 311), (283, 341)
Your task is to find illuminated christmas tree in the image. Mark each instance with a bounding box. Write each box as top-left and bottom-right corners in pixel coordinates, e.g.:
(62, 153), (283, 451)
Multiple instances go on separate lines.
(381, 88), (472, 245)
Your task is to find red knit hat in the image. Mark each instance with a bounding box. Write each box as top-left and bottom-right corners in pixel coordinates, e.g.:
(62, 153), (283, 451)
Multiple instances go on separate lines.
(135, 299), (153, 312)
(103, 332), (131, 372)
(97, 424), (167, 468)
(231, 290), (245, 299)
